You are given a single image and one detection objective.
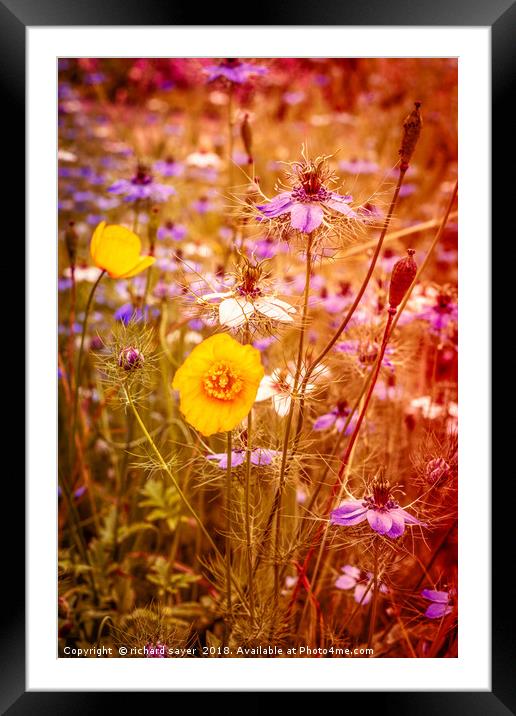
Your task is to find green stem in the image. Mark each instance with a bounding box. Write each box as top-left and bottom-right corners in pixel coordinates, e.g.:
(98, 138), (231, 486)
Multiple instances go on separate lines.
(123, 387), (249, 610)
(271, 233), (313, 602)
(70, 269), (105, 476)
(124, 388), (216, 555)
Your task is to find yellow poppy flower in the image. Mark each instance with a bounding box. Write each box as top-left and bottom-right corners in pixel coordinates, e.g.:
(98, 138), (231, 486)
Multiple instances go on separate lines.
(172, 333), (264, 437)
(90, 221), (156, 278)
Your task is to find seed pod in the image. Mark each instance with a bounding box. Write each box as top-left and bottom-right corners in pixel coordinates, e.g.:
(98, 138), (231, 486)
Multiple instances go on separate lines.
(65, 221), (78, 268)
(399, 101), (422, 171)
(241, 113), (253, 164)
(388, 249), (417, 309)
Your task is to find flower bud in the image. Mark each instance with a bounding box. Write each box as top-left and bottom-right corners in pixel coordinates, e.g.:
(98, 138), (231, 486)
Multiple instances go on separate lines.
(241, 113), (253, 164)
(399, 101), (422, 171)
(425, 457), (450, 484)
(388, 249), (417, 309)
(118, 346), (144, 371)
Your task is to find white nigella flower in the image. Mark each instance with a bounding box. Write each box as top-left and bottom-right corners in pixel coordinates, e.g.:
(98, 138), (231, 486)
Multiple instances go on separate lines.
(197, 256), (296, 329)
(255, 363), (328, 416)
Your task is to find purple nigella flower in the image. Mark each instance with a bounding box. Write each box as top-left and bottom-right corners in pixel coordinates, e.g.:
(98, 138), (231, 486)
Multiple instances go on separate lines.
(336, 339), (395, 371)
(257, 155), (358, 234)
(421, 589), (453, 619)
(108, 165), (175, 203)
(204, 59), (267, 84)
(257, 186), (356, 234)
(153, 157), (184, 177)
(253, 336), (276, 351)
(206, 448), (278, 469)
(339, 158), (379, 175)
(330, 477), (424, 538)
(190, 196), (215, 214)
(313, 401), (355, 434)
(415, 291), (458, 334)
(335, 565), (388, 605)
(157, 221), (187, 241)
(249, 236), (290, 259)
(114, 303), (158, 325)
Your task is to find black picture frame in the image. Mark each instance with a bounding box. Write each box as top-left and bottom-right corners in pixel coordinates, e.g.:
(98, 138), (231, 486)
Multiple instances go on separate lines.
(6, 0), (504, 710)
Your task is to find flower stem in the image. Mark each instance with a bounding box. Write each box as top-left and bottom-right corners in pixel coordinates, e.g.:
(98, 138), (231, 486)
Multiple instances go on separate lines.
(332, 310), (395, 492)
(67, 265), (76, 386)
(226, 430), (233, 615)
(70, 269), (105, 477)
(288, 180), (458, 615)
(269, 234), (313, 602)
(123, 387), (249, 609)
(244, 410), (255, 621)
(292, 166), (408, 448)
(367, 540), (380, 650)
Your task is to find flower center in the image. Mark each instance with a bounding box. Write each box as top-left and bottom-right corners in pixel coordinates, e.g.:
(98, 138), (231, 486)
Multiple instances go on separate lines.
(132, 165), (153, 185)
(359, 341), (379, 365)
(434, 293), (453, 314)
(336, 400), (350, 416)
(291, 184), (331, 203)
(202, 362), (244, 401)
(363, 477), (398, 510)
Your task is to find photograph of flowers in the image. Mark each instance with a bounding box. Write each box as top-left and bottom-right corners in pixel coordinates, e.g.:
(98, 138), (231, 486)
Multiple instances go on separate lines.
(58, 57), (458, 660)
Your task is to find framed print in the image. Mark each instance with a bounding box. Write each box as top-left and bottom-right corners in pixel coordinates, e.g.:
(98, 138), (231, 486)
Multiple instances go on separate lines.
(5, 0), (506, 708)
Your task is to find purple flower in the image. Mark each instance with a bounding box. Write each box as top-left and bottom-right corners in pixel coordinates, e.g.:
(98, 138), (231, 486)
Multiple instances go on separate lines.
(253, 336), (276, 351)
(58, 485), (87, 499)
(421, 589), (453, 619)
(85, 72), (105, 85)
(145, 642), (168, 658)
(335, 565), (388, 605)
(330, 478), (424, 538)
(336, 339), (395, 371)
(316, 292), (349, 314)
(257, 186), (357, 234)
(157, 221), (187, 241)
(313, 402), (355, 434)
(399, 183), (417, 198)
(206, 448), (278, 469)
(204, 59), (267, 84)
(114, 303), (158, 324)
(108, 165), (175, 204)
(415, 292), (458, 334)
(190, 196), (215, 214)
(339, 158), (379, 175)
(249, 237), (290, 259)
(153, 157), (184, 177)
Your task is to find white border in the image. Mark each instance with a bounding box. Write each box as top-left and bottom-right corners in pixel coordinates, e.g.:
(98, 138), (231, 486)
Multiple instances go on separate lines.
(27, 27), (490, 691)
